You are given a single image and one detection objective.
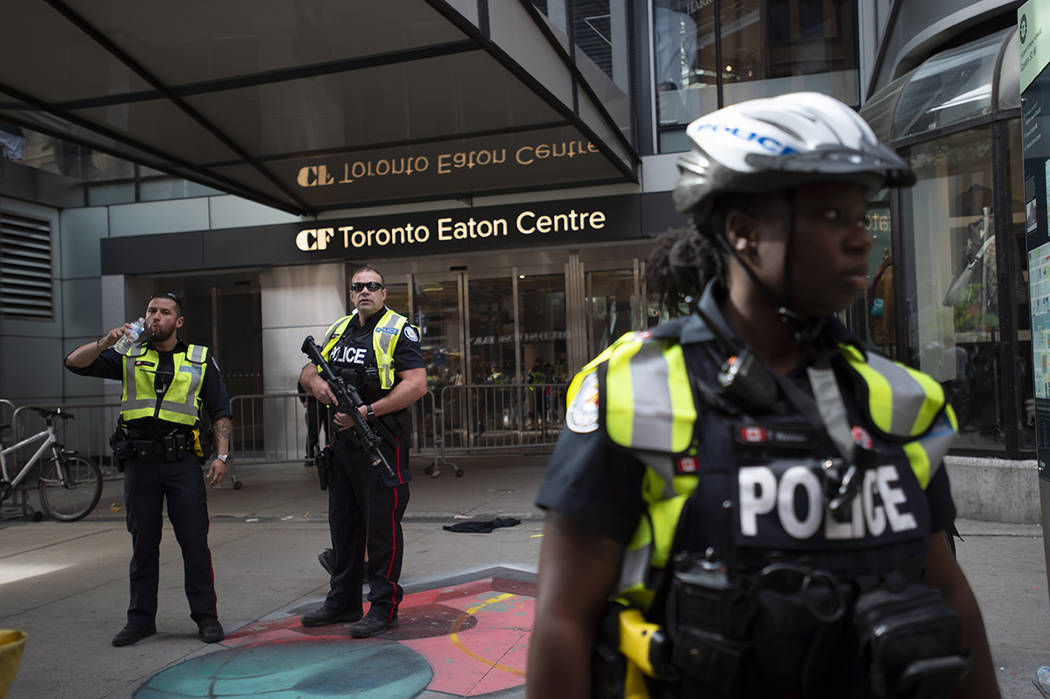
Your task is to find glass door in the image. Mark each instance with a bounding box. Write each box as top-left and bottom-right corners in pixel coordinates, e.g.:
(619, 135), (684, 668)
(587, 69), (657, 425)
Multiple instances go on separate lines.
(585, 268), (638, 359)
(465, 275), (516, 385)
(410, 273), (465, 391)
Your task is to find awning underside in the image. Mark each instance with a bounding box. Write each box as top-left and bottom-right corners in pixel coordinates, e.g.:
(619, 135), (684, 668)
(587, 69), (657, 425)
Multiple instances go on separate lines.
(1, 0), (636, 214)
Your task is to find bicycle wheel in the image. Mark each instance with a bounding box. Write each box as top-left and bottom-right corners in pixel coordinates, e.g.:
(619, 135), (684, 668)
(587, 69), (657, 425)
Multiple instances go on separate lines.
(38, 454), (103, 522)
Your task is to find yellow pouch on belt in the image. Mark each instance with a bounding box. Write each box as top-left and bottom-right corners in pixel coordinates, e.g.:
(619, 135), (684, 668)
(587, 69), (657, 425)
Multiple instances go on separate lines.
(0, 629), (27, 698)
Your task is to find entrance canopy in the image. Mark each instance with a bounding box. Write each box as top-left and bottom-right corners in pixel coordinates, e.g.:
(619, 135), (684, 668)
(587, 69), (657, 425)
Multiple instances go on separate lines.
(0, 0), (637, 215)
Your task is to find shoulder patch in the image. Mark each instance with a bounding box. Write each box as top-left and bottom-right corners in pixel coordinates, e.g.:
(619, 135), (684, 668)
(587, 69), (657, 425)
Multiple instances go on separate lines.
(566, 371), (600, 433)
(403, 325), (419, 343)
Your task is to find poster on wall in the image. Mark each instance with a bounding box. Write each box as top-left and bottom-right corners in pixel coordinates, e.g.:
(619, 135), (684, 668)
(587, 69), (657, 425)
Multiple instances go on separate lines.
(1019, 0), (1050, 481)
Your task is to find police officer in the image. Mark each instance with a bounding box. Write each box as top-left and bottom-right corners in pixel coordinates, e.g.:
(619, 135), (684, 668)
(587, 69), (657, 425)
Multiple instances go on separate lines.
(527, 93), (1000, 698)
(298, 265), (426, 637)
(65, 292), (230, 647)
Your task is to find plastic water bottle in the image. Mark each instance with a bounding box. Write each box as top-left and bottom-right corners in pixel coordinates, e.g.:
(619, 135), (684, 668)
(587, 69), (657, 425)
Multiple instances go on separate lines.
(114, 317), (145, 354)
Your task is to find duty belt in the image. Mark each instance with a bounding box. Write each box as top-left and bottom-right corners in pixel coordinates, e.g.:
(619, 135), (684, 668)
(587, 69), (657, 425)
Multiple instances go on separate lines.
(127, 432), (192, 462)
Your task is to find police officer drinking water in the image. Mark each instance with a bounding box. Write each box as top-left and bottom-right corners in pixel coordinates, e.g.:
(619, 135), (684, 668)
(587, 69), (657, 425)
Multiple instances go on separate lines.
(527, 93), (1000, 699)
(65, 292), (231, 647)
(298, 265), (426, 637)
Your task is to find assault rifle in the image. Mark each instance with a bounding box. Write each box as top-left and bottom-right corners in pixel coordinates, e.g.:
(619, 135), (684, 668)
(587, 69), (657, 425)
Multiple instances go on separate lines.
(301, 336), (396, 480)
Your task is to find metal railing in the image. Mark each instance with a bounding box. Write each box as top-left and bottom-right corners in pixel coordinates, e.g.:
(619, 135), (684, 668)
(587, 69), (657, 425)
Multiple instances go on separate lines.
(436, 383), (567, 453)
(0, 382), (569, 483)
(6, 401), (123, 477)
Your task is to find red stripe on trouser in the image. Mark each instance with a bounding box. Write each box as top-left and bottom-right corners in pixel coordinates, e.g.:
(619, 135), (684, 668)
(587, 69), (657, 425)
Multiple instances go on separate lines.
(205, 514), (217, 616)
(384, 476), (400, 620)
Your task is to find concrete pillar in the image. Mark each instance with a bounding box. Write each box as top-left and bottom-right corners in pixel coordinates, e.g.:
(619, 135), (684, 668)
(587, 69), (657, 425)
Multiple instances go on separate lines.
(258, 263), (346, 460)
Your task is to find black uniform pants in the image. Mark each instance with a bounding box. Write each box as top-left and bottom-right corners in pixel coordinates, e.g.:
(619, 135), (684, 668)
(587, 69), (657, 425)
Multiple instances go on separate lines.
(123, 452), (217, 626)
(325, 435), (409, 622)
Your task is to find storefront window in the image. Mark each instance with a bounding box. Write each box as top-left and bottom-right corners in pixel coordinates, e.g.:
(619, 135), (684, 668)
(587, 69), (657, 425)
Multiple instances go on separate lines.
(468, 276), (516, 386)
(411, 276), (464, 394)
(586, 269), (636, 357)
(848, 196), (895, 356)
(892, 29), (1006, 140)
(901, 127), (1004, 449)
(1008, 119), (1035, 450)
(518, 273), (568, 384)
(655, 0), (859, 144)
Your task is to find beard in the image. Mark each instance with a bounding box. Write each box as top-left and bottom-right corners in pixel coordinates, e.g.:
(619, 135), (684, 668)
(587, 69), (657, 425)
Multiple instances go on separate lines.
(148, 325), (175, 342)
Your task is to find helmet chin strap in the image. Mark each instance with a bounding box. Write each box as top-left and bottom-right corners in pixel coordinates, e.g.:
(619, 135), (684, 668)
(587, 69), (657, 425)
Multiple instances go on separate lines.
(707, 195), (827, 356)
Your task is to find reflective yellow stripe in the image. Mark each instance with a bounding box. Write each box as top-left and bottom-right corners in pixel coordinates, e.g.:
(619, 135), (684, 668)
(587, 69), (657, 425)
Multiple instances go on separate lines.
(320, 316), (353, 362)
(320, 311), (408, 389)
(665, 343), (697, 453)
(606, 340), (643, 447)
(568, 331), (638, 403)
(903, 366), (944, 437)
(843, 351), (894, 434)
(121, 345), (208, 426)
(903, 440), (931, 489)
(373, 310), (408, 390)
(945, 403), (958, 431)
(648, 494), (688, 569)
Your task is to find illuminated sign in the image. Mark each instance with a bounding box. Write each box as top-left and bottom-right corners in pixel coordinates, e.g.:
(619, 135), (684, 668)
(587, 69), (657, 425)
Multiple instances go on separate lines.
(100, 193), (680, 274)
(295, 205), (612, 253)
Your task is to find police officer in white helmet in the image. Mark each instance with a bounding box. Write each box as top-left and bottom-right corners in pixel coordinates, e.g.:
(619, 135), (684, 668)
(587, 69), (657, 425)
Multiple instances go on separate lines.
(528, 93), (999, 699)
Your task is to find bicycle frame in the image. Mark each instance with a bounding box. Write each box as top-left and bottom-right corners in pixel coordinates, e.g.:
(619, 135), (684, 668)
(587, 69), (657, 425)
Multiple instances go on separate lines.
(0, 424), (58, 490)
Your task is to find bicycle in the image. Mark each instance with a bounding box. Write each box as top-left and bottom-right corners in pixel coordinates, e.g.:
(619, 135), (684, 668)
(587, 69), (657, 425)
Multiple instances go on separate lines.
(0, 407), (103, 522)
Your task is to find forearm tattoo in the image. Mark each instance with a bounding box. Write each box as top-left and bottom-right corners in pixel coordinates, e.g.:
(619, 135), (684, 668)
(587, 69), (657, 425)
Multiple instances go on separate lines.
(214, 417), (232, 453)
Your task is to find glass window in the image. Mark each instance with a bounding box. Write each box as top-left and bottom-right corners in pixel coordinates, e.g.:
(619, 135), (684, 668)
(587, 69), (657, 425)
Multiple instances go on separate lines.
(86, 182), (135, 206)
(468, 276), (515, 387)
(139, 178), (223, 202)
(518, 273), (568, 384)
(893, 29), (1007, 140)
(1008, 119), (1035, 450)
(901, 127), (1004, 449)
(586, 269), (636, 357)
(411, 275), (464, 392)
(850, 196), (896, 355)
(654, 0), (716, 128)
(655, 0), (859, 140)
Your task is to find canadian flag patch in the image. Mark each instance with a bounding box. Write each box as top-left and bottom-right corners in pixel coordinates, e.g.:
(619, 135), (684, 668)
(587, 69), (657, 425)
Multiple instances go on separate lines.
(739, 426), (767, 442)
(676, 456), (699, 473)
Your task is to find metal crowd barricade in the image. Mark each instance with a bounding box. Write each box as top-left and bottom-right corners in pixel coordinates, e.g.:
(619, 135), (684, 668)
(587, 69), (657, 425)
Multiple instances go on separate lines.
(229, 392), (311, 464)
(437, 383), (567, 455)
(9, 401), (124, 478)
(229, 390), (446, 475)
(0, 399), (15, 440)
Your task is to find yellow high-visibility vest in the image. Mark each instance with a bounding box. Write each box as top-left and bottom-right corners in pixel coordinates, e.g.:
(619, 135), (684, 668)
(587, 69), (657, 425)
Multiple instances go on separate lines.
(319, 308), (410, 390)
(120, 344), (208, 426)
(566, 331), (957, 611)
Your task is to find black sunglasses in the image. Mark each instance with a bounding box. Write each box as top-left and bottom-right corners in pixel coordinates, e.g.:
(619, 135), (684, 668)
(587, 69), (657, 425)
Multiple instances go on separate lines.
(351, 281), (384, 292)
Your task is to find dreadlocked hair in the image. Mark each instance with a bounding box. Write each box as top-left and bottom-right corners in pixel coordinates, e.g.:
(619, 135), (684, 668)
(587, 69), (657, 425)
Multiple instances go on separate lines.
(646, 220), (723, 317)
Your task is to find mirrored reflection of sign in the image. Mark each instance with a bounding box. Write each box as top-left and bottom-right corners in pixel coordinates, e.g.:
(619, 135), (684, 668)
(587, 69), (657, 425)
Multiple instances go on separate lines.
(270, 125), (625, 207)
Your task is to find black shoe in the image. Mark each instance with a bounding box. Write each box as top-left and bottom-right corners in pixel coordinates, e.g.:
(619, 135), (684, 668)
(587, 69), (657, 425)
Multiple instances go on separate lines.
(197, 617), (225, 643)
(112, 623), (156, 647)
(301, 605), (363, 627)
(349, 611), (397, 638)
(318, 548), (334, 575)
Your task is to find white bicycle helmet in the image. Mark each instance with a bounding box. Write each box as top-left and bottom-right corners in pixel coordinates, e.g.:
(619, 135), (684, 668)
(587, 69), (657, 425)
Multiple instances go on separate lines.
(673, 92), (913, 219)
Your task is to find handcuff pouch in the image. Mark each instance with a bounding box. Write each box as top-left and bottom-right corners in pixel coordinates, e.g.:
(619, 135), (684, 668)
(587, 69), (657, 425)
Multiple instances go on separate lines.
(108, 425), (130, 472)
(853, 578), (968, 698)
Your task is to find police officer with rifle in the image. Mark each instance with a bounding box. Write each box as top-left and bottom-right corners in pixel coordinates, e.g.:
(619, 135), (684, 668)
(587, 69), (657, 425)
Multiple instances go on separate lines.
(527, 94), (1000, 698)
(298, 265), (426, 638)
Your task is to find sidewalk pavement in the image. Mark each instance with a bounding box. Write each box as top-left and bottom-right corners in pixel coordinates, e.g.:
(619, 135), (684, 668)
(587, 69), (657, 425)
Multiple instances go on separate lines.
(0, 455), (1048, 698)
